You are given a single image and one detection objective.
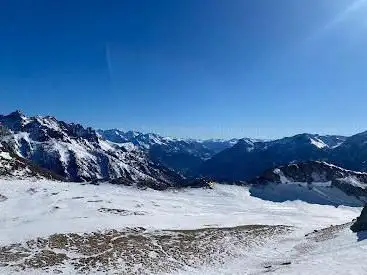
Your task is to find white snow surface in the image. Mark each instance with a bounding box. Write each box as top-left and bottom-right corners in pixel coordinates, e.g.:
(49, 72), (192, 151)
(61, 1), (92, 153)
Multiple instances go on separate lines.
(177, 226), (367, 275)
(310, 137), (328, 149)
(0, 179), (360, 245)
(274, 168), (290, 183)
(0, 179), (365, 274)
(0, 151), (11, 160)
(339, 176), (367, 189)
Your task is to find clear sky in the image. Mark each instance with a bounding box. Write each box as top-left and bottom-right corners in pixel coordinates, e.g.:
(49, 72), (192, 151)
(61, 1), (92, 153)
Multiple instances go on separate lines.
(1, 0), (367, 139)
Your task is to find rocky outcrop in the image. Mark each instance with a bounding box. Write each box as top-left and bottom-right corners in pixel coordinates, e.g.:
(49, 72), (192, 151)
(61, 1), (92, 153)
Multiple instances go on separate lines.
(0, 142), (65, 181)
(249, 161), (367, 186)
(0, 111), (185, 185)
(91, 176), (213, 191)
(248, 161), (367, 206)
(351, 206), (367, 232)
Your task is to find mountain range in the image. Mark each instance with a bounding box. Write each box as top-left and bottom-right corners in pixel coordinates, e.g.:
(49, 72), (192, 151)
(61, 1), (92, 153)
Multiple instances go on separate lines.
(97, 129), (239, 176)
(2, 110), (367, 188)
(197, 132), (367, 181)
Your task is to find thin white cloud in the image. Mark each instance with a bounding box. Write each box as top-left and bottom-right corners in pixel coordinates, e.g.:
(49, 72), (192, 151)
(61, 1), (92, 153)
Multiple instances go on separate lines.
(302, 0), (367, 46)
(322, 0), (367, 31)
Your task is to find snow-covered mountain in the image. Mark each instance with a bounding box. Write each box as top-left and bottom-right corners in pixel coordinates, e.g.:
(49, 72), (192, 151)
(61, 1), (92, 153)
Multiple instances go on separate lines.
(5, 110), (367, 187)
(0, 111), (183, 186)
(329, 130), (367, 172)
(98, 129), (239, 176)
(197, 133), (348, 181)
(248, 161), (367, 206)
(0, 140), (64, 180)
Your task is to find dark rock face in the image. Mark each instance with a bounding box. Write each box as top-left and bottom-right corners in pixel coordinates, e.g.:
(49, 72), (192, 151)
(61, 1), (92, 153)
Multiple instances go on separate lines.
(351, 206), (367, 232)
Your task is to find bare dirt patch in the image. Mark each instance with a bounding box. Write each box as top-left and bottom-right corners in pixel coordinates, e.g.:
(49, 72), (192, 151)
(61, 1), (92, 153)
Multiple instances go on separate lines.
(0, 225), (292, 274)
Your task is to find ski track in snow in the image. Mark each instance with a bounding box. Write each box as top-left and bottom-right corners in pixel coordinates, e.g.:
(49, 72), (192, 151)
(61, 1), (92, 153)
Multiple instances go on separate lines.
(0, 179), (365, 274)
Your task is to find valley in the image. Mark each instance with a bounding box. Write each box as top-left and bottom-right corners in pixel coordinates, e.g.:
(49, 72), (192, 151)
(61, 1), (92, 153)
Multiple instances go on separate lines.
(0, 180), (363, 274)
(1, 111), (367, 274)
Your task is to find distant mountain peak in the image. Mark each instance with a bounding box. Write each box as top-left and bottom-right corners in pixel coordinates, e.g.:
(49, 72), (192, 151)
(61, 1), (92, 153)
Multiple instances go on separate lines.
(9, 110), (25, 117)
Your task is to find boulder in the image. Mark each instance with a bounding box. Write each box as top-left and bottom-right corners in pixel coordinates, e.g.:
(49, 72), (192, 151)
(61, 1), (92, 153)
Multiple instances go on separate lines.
(351, 205), (367, 232)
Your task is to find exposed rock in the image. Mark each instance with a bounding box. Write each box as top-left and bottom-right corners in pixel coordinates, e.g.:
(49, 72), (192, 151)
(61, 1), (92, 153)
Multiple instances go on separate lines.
(0, 194), (7, 202)
(91, 176), (213, 191)
(249, 161), (367, 186)
(248, 161), (367, 206)
(351, 206), (367, 232)
(0, 111), (187, 186)
(0, 225), (291, 274)
(0, 141), (65, 181)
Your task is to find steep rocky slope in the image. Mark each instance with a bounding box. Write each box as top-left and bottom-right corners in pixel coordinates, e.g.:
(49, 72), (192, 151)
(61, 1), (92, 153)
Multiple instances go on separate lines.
(0, 111), (183, 186)
(0, 141), (64, 180)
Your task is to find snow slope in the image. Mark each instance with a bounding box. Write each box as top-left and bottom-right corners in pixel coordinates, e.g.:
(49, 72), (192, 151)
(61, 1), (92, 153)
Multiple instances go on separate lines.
(0, 180), (360, 245)
(178, 222), (367, 275)
(249, 161), (367, 207)
(0, 179), (365, 274)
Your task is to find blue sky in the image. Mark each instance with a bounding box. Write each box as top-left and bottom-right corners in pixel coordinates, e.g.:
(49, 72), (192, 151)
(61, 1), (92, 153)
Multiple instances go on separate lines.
(1, 0), (367, 139)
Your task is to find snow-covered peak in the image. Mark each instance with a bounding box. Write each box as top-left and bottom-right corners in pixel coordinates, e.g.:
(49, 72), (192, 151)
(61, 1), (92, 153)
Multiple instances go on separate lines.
(0, 111), (185, 184)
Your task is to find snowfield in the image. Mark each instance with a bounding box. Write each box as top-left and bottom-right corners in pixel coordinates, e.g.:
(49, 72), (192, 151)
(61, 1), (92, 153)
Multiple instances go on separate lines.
(0, 179), (366, 274)
(0, 179), (360, 245)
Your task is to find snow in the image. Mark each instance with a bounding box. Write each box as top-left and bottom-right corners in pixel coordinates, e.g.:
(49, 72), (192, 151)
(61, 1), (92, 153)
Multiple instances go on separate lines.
(50, 140), (69, 166)
(0, 179), (366, 274)
(339, 176), (367, 189)
(98, 139), (116, 152)
(331, 141), (344, 149)
(271, 229), (367, 275)
(319, 161), (367, 175)
(116, 141), (138, 152)
(310, 137), (328, 149)
(177, 226), (367, 275)
(36, 116), (62, 132)
(0, 152), (12, 160)
(274, 168), (290, 183)
(250, 181), (365, 207)
(0, 179), (361, 246)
